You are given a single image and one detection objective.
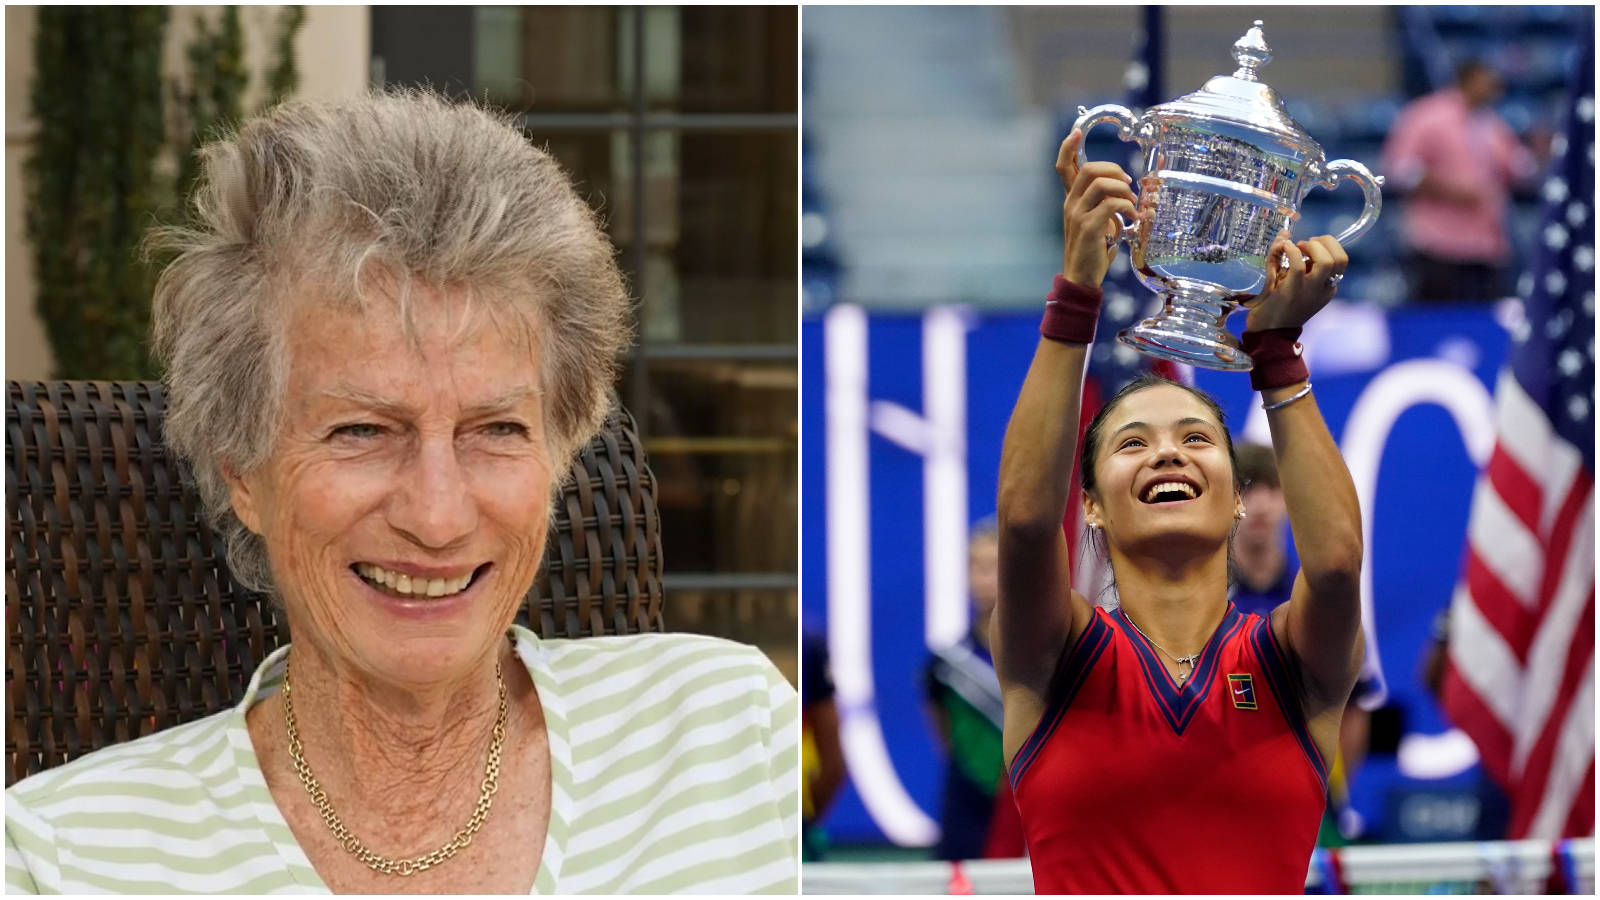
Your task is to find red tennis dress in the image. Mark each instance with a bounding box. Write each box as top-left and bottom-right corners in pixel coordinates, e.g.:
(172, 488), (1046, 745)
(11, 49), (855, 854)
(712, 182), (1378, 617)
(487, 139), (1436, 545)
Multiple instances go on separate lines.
(1010, 604), (1327, 894)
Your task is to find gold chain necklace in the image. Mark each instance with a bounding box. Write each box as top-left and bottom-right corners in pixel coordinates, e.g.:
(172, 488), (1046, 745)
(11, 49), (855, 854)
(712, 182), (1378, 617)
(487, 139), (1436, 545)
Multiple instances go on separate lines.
(282, 661), (508, 877)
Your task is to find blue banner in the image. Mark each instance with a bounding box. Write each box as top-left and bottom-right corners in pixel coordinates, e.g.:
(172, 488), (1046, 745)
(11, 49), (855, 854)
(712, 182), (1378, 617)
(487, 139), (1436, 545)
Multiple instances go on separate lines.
(803, 301), (1516, 846)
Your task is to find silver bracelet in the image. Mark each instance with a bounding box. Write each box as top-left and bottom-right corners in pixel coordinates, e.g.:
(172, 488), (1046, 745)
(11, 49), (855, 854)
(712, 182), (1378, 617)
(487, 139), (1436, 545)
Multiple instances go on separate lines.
(1261, 381), (1313, 411)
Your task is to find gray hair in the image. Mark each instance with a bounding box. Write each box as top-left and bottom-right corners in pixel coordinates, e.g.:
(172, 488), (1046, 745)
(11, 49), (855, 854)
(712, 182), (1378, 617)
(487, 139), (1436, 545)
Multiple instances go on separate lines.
(146, 88), (633, 593)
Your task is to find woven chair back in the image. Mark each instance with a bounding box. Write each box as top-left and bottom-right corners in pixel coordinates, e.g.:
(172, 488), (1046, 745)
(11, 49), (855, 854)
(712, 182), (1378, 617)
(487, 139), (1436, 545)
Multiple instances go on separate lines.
(5, 380), (664, 785)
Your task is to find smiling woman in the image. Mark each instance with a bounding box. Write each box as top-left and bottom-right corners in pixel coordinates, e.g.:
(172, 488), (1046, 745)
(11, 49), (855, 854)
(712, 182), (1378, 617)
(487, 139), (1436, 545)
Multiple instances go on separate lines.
(223, 283), (560, 696)
(991, 131), (1367, 894)
(3, 90), (799, 895)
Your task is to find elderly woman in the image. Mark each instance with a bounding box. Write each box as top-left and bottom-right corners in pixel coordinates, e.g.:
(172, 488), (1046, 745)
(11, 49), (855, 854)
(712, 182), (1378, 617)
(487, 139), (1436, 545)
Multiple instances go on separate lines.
(5, 91), (798, 894)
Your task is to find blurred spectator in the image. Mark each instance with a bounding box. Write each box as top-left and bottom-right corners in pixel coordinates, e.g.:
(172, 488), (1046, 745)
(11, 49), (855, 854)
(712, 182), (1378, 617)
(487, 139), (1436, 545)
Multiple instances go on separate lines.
(923, 519), (1022, 860)
(1229, 444), (1372, 844)
(1231, 444), (1293, 620)
(1381, 60), (1539, 303)
(802, 631), (846, 861)
(1421, 608), (1452, 700)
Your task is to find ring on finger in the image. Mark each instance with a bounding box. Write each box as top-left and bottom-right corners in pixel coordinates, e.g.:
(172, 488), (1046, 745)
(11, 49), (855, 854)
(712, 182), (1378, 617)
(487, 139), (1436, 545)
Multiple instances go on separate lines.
(1326, 273), (1344, 289)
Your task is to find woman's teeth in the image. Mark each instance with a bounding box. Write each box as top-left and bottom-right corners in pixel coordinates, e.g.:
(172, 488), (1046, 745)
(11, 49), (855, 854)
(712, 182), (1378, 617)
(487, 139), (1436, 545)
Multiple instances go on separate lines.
(356, 563), (474, 597)
(1142, 481), (1198, 502)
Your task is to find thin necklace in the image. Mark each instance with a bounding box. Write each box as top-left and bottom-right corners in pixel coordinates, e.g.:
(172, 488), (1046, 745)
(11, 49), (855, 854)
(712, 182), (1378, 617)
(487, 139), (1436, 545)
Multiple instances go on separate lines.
(1120, 609), (1202, 683)
(283, 661), (509, 877)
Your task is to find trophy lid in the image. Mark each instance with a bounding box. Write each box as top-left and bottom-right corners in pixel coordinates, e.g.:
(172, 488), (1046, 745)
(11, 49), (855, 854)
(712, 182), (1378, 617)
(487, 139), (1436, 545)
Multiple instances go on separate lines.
(1150, 20), (1319, 155)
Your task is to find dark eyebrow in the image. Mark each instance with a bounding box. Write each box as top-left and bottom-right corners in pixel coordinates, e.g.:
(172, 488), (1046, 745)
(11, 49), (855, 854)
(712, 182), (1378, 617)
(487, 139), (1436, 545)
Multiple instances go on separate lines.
(1111, 420), (1150, 440)
(1111, 416), (1217, 439)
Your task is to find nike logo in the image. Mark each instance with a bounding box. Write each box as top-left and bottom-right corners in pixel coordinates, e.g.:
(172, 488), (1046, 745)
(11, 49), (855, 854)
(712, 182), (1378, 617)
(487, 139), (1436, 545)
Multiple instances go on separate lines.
(1233, 686), (1250, 696)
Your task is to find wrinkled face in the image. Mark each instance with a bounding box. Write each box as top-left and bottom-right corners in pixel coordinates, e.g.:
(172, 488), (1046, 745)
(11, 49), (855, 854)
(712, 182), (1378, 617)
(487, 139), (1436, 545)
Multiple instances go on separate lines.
(1083, 385), (1241, 555)
(228, 285), (553, 689)
(968, 534), (999, 624)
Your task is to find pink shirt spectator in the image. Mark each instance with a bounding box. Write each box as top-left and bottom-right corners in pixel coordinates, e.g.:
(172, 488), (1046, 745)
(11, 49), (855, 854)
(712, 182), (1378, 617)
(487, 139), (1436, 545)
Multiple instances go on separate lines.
(1380, 87), (1537, 264)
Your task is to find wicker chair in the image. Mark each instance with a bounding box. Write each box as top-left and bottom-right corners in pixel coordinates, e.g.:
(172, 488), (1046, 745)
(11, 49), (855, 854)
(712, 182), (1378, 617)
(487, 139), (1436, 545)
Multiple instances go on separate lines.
(5, 380), (664, 786)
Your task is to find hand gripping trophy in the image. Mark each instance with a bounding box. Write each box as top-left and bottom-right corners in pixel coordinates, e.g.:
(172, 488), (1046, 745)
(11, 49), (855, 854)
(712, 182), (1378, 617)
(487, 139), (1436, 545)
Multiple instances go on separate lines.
(1074, 20), (1384, 370)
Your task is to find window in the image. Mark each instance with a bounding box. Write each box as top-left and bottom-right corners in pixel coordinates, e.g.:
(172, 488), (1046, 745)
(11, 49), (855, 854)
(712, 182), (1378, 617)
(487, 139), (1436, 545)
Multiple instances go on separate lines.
(374, 6), (798, 677)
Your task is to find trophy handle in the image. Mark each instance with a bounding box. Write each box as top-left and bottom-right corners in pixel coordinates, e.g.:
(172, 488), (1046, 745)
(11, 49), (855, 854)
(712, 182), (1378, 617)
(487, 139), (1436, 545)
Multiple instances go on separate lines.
(1072, 104), (1143, 244)
(1072, 104), (1141, 165)
(1312, 159), (1386, 246)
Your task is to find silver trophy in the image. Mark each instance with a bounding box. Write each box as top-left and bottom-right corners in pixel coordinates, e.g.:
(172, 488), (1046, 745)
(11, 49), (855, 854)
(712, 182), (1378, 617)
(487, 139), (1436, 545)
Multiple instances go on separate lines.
(1074, 20), (1384, 370)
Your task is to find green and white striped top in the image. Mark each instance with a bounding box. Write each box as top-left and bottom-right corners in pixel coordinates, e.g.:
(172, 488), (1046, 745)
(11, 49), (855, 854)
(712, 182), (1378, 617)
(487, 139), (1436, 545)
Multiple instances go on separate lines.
(5, 626), (799, 894)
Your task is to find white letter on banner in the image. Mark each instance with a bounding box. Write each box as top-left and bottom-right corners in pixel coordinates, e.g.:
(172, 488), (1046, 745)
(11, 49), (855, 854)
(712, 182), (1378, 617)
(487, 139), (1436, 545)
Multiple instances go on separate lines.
(1341, 358), (1495, 719)
(920, 308), (971, 653)
(825, 304), (940, 846)
(864, 308), (972, 652)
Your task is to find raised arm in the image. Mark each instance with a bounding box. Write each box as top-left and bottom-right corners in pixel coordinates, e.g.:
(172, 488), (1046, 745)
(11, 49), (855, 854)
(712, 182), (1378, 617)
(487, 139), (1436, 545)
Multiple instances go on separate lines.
(994, 132), (1136, 752)
(1247, 236), (1366, 714)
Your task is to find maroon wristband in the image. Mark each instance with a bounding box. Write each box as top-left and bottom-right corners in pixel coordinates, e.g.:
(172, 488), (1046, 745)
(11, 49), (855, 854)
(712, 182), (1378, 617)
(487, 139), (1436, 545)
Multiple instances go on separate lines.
(1242, 327), (1309, 391)
(1040, 276), (1102, 345)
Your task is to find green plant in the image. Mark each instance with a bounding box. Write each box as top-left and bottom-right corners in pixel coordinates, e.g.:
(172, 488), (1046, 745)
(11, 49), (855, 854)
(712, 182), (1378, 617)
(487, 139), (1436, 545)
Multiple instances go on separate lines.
(173, 6), (246, 208)
(26, 7), (169, 380)
(173, 7), (305, 205)
(265, 7), (307, 108)
(26, 7), (306, 381)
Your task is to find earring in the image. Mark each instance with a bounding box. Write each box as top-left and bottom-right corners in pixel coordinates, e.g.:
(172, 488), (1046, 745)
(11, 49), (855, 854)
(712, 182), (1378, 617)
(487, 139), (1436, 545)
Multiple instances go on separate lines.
(1235, 508), (1247, 519)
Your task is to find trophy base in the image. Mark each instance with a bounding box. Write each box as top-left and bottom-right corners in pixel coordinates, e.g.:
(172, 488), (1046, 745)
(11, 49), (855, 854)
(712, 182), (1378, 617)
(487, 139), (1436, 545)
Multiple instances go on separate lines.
(1116, 291), (1253, 371)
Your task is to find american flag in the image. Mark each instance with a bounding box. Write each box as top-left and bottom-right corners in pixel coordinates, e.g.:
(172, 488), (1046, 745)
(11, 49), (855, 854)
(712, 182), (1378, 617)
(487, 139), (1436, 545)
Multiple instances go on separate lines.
(1440, 33), (1594, 841)
(1067, 7), (1187, 600)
